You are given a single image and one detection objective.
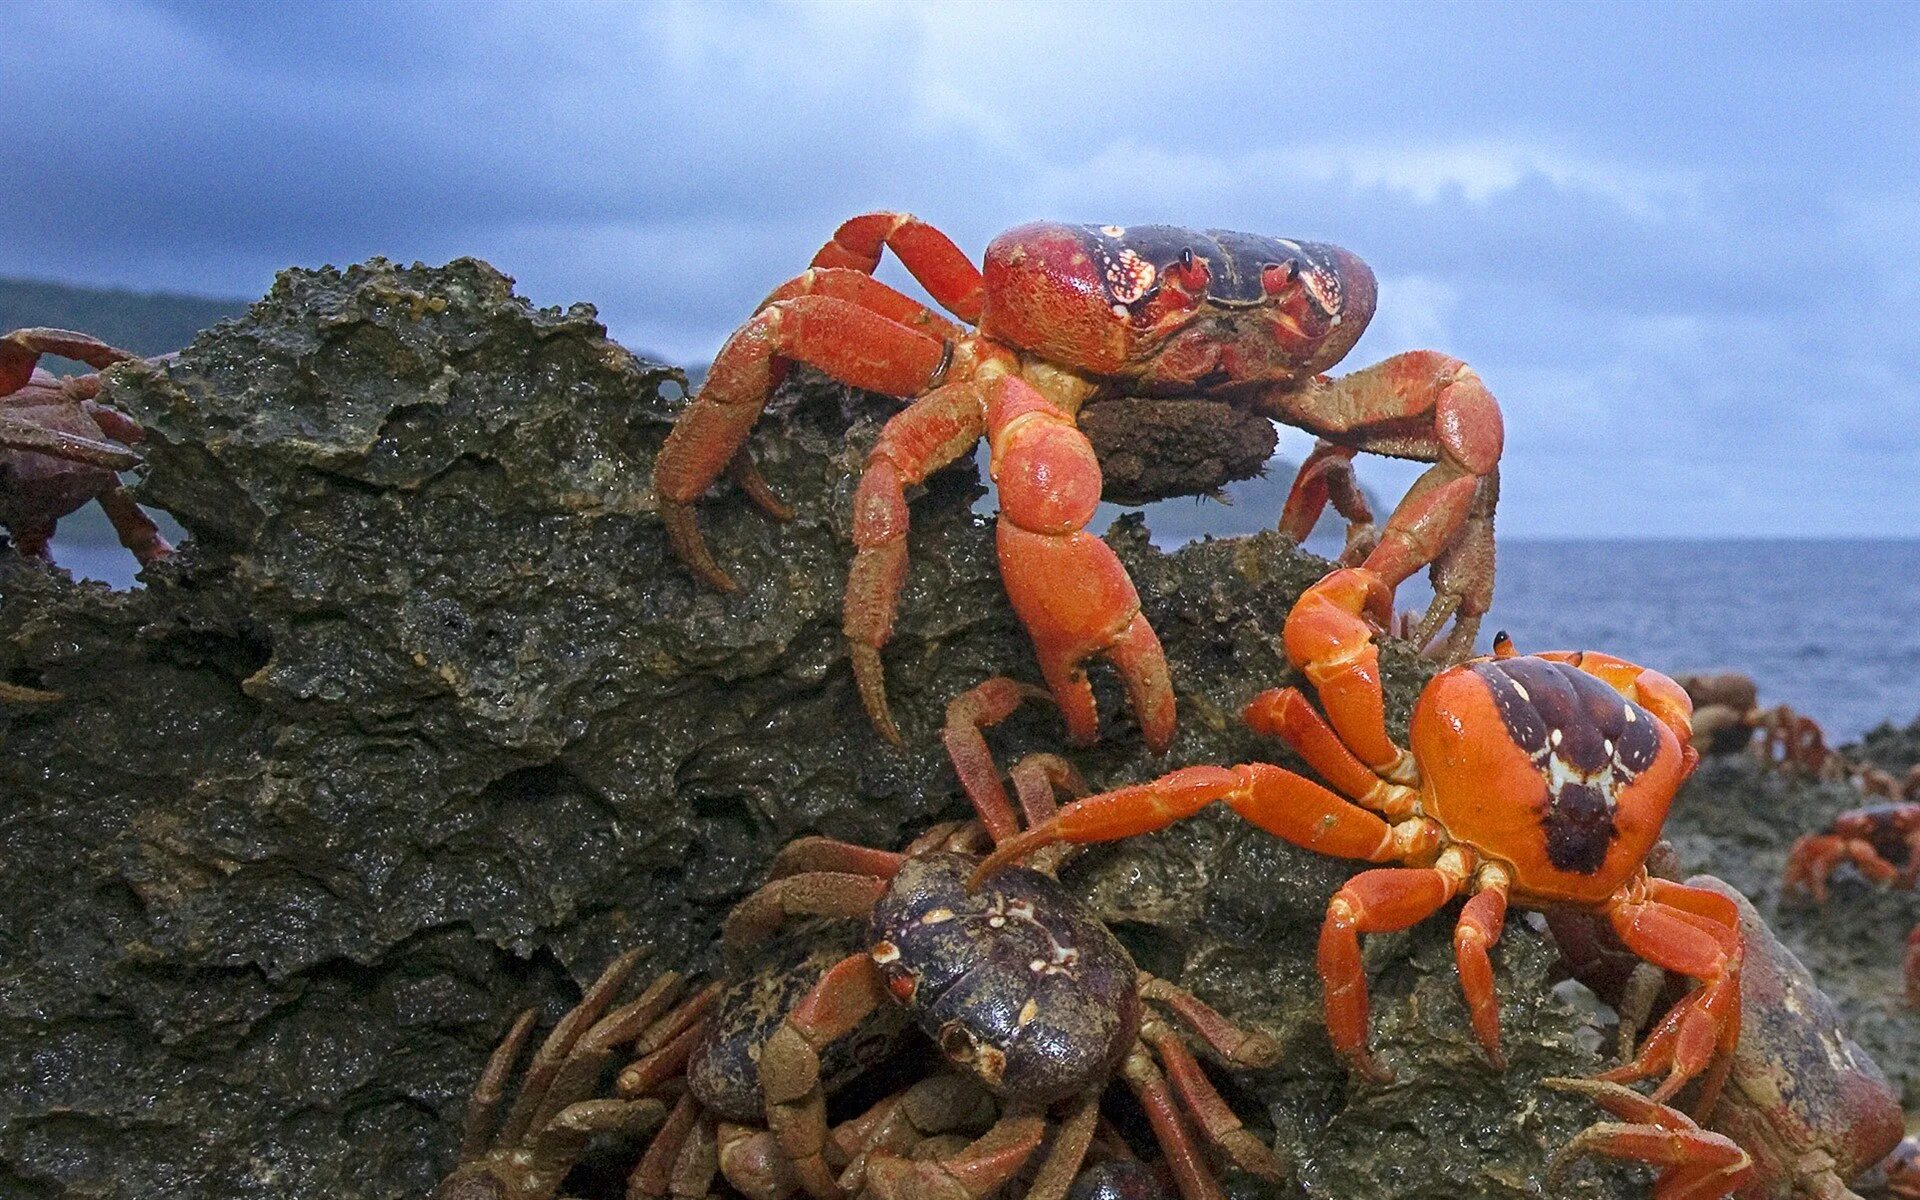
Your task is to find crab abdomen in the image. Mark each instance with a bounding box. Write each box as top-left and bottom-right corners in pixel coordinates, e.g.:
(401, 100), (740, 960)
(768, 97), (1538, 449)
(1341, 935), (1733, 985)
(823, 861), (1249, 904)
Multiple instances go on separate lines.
(1411, 655), (1688, 905)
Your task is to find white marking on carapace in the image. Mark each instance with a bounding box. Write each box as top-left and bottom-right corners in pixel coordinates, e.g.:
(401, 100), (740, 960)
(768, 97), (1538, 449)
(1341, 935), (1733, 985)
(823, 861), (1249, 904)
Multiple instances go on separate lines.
(871, 941), (901, 964)
(921, 907), (955, 925)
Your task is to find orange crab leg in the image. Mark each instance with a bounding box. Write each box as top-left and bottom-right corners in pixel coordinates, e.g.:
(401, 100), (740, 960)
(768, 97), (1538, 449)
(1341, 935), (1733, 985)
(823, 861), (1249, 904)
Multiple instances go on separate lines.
(759, 266), (966, 340)
(845, 379), (993, 743)
(1281, 568), (1407, 774)
(939, 676), (1054, 842)
(810, 212), (986, 325)
(1120, 1044), (1226, 1200)
(1319, 866), (1463, 1081)
(654, 293), (950, 592)
(1544, 1078), (1752, 1200)
(862, 1111), (1050, 1200)
(1277, 439), (1373, 549)
(1784, 833), (1900, 902)
(723, 871), (892, 950)
(1598, 880), (1742, 1108)
(1453, 876), (1511, 1068)
(1243, 686), (1419, 817)
(971, 761), (1434, 886)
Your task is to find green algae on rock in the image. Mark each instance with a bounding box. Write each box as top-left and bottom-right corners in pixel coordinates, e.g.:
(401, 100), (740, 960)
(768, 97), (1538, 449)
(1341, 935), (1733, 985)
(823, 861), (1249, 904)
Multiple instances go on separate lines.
(2, 258), (1637, 1198)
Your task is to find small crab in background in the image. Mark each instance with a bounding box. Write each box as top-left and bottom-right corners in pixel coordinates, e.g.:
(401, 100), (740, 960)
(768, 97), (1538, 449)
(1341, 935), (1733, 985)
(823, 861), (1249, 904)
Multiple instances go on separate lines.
(653, 214), (1504, 752)
(1, 327), (173, 567)
(1785, 801), (1920, 1006)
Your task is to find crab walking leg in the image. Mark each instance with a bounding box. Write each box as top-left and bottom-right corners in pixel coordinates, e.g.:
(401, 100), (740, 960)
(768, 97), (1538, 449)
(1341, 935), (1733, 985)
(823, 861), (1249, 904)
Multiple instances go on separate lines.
(495, 948), (646, 1145)
(1277, 440), (1378, 560)
(830, 1075), (999, 1196)
(1264, 351), (1501, 662)
(1138, 974), (1281, 1068)
(971, 761), (1437, 887)
(1453, 869), (1512, 1068)
(0, 328), (135, 391)
(862, 1108), (1051, 1200)
(845, 380), (994, 744)
(1785, 833), (1902, 902)
(1543, 1078), (1753, 1200)
(529, 970), (687, 1134)
(758, 267), (966, 340)
(0, 412), (144, 469)
(766, 836), (910, 882)
(1143, 1019), (1287, 1181)
(723, 872), (893, 949)
(653, 294), (950, 592)
(1598, 881), (1742, 1106)
(1120, 1041), (1226, 1200)
(1243, 687), (1420, 817)
(1007, 753), (1086, 829)
(1319, 863), (1468, 1081)
(631, 1092), (703, 1199)
(457, 1008), (538, 1162)
(1280, 568), (1411, 777)
(987, 376), (1175, 753)
(616, 984), (723, 1097)
(809, 212), (987, 324)
(761, 953), (893, 1200)
(939, 676), (1062, 841)
(512, 1098), (668, 1197)
(95, 488), (173, 564)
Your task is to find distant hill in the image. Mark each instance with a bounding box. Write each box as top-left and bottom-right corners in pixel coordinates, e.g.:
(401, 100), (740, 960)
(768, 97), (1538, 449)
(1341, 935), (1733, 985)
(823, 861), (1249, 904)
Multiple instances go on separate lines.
(0, 276), (250, 366)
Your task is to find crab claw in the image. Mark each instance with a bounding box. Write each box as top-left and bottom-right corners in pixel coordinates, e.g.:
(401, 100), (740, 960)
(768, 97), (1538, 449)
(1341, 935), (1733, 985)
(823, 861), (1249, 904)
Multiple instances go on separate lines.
(987, 377), (1174, 754)
(1281, 567), (1408, 777)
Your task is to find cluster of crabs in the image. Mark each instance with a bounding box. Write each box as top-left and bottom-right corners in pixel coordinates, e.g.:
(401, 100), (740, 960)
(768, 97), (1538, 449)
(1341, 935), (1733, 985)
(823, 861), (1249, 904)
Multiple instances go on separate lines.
(6, 215), (1915, 1199)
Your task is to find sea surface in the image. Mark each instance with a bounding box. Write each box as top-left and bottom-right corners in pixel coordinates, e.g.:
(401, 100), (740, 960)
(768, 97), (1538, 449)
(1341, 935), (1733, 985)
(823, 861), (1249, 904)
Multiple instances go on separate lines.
(45, 533), (1920, 745)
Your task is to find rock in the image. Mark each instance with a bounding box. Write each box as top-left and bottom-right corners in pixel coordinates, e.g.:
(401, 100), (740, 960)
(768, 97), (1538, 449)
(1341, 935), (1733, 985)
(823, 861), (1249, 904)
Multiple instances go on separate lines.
(1, 259), (1635, 1198)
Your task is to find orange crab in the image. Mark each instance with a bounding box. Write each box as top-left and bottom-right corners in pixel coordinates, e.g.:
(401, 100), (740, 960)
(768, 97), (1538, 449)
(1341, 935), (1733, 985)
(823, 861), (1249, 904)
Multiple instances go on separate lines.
(652, 215), (1504, 753)
(975, 566), (1743, 1110)
(1784, 801), (1920, 1006)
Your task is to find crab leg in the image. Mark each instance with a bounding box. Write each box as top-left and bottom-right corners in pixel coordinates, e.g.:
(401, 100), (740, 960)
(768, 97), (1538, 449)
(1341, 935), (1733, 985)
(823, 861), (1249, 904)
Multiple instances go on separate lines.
(939, 676), (1059, 842)
(1453, 868), (1512, 1068)
(632, 1092), (705, 1199)
(1269, 351), (1504, 663)
(653, 293), (950, 592)
(1543, 1078), (1753, 1200)
(1280, 567), (1412, 776)
(1597, 878), (1742, 1109)
(761, 953), (892, 1200)
(723, 871), (892, 949)
(987, 376), (1174, 753)
(495, 948), (646, 1144)
(861, 1108), (1050, 1200)
(1243, 686), (1420, 818)
(1120, 1041), (1226, 1200)
(0, 328), (135, 392)
(809, 212), (986, 324)
(1907, 923), (1919, 1007)
(457, 1008), (538, 1162)
(1143, 1019), (1287, 1182)
(1277, 439), (1378, 561)
(0, 411), (143, 470)
(845, 379), (993, 744)
(1320, 862), (1468, 1081)
(95, 488), (173, 564)
(1784, 832), (1902, 901)
(970, 760), (1438, 886)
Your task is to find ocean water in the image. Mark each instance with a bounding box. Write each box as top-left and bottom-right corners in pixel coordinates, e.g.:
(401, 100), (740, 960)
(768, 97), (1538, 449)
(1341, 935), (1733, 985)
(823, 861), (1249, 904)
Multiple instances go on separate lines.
(1396, 537), (1920, 744)
(45, 534), (1920, 744)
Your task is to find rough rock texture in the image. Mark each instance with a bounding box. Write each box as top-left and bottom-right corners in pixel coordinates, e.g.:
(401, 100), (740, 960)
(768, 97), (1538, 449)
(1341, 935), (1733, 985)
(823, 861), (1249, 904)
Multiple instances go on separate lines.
(1079, 397), (1278, 506)
(0, 259), (1640, 1198)
(1664, 745), (1920, 1117)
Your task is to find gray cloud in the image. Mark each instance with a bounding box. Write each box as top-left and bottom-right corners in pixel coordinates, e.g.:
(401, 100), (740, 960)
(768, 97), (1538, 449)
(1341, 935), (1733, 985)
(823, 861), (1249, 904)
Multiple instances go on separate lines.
(7, 0), (1917, 535)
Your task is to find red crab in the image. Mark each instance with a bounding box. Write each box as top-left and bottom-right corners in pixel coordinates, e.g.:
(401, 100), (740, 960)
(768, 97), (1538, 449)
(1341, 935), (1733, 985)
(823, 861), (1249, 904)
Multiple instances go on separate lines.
(1784, 801), (1920, 1006)
(1, 328), (172, 566)
(653, 215), (1504, 752)
(975, 566), (1743, 1112)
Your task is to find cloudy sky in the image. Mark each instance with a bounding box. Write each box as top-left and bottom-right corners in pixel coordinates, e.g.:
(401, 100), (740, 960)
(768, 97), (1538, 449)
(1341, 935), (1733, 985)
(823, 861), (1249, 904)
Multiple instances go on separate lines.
(9, 0), (1918, 536)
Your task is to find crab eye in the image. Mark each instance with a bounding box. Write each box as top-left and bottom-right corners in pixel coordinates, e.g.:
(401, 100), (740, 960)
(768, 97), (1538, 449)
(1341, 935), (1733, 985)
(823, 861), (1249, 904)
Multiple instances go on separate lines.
(1261, 261), (1302, 297)
(1179, 247), (1194, 268)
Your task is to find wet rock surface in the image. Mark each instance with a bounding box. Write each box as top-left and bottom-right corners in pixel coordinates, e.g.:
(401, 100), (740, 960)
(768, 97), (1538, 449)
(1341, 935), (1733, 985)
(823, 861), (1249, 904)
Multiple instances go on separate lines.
(0, 259), (1645, 1198)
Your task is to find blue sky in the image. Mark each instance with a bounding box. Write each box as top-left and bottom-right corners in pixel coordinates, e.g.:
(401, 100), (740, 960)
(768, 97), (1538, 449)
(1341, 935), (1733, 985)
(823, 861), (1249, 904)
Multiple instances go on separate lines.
(8, 0), (1918, 536)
